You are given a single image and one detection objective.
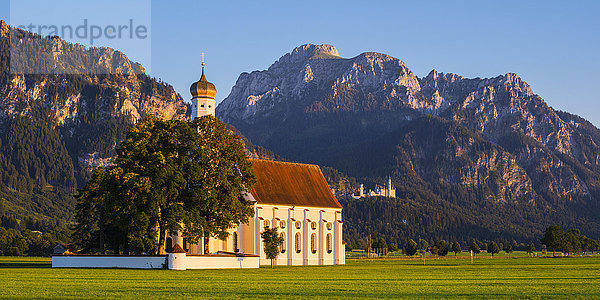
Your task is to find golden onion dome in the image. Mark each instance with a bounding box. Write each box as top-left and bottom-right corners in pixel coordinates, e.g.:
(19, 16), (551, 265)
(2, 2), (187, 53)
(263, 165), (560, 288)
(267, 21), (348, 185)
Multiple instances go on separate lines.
(190, 64), (217, 99)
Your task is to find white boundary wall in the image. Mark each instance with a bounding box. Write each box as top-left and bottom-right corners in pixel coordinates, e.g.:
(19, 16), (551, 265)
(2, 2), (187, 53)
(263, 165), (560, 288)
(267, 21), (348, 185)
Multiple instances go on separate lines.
(52, 255), (259, 270)
(186, 255), (259, 269)
(52, 256), (166, 269)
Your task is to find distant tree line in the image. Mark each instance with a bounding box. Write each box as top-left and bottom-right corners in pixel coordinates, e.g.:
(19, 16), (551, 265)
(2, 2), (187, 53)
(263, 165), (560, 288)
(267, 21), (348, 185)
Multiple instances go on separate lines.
(0, 212), (71, 256)
(540, 226), (600, 255)
(0, 226), (71, 256)
(339, 195), (556, 251)
(347, 225), (600, 258)
(0, 196), (72, 256)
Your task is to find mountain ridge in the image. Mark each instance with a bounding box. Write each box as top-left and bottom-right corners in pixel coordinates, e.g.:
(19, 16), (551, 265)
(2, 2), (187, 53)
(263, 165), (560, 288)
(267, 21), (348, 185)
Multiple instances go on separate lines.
(0, 21), (188, 224)
(217, 43), (600, 242)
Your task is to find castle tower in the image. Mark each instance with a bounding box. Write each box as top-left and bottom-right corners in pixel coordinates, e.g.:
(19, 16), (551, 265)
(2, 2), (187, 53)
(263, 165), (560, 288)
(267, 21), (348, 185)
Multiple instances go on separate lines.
(190, 61), (217, 119)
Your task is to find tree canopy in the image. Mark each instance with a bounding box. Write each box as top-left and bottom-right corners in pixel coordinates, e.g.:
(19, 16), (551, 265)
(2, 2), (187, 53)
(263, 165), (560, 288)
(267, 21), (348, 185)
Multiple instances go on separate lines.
(452, 242), (461, 256)
(73, 115), (256, 255)
(404, 239), (418, 256)
(540, 226), (563, 256)
(488, 241), (500, 256)
(470, 241), (480, 254)
(261, 226), (284, 268)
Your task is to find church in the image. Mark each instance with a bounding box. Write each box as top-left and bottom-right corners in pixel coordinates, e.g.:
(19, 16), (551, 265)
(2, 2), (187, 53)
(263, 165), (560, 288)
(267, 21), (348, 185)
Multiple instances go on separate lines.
(166, 63), (345, 266)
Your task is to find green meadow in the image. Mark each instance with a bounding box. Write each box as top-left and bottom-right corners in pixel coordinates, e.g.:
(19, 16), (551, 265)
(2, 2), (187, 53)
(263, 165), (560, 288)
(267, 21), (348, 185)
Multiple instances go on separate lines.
(0, 256), (599, 299)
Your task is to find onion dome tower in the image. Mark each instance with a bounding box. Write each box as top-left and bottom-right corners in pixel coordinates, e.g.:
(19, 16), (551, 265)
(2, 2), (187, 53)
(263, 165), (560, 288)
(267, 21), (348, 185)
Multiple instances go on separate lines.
(190, 59), (217, 119)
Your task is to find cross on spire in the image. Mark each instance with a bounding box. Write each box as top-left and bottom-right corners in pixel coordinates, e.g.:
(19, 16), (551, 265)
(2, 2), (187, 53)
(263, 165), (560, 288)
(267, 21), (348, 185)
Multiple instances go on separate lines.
(201, 52), (205, 67)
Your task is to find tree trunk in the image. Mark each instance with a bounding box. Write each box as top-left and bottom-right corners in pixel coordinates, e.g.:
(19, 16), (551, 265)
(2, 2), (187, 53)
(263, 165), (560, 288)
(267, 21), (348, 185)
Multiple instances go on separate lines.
(204, 237), (210, 254)
(157, 208), (166, 255)
(271, 259), (273, 268)
(158, 226), (167, 255)
(99, 225), (105, 254)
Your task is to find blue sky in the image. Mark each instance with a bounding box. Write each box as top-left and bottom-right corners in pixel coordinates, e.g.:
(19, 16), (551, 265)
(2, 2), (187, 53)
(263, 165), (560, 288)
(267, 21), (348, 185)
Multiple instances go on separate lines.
(2, 0), (600, 125)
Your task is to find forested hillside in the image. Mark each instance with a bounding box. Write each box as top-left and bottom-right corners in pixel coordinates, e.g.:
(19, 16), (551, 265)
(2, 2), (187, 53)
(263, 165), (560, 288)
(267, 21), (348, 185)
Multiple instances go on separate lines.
(0, 20), (188, 227)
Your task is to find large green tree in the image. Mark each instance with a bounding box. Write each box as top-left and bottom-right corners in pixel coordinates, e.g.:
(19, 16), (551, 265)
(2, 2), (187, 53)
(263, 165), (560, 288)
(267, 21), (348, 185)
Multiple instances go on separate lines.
(540, 226), (564, 256)
(435, 240), (448, 256)
(526, 243), (535, 256)
(469, 241), (480, 255)
(404, 239), (418, 256)
(488, 241), (500, 256)
(73, 115), (256, 254)
(372, 238), (388, 250)
(261, 226), (284, 268)
(452, 242), (461, 256)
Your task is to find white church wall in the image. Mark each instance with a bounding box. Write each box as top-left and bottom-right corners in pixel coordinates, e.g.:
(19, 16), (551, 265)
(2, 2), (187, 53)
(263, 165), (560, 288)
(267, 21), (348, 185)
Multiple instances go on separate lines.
(289, 217), (303, 265)
(253, 204), (342, 265)
(162, 203), (344, 266)
(335, 220), (344, 264)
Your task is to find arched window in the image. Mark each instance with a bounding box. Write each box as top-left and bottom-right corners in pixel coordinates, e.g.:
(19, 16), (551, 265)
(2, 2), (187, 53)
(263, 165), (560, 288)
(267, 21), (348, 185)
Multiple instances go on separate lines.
(327, 222), (333, 230)
(327, 233), (332, 254)
(311, 233), (317, 254)
(166, 237), (173, 252)
(295, 233), (301, 253)
(311, 221), (317, 230)
(264, 219), (270, 228)
(295, 221), (301, 229)
(280, 220), (286, 229)
(233, 232), (239, 252)
(280, 232), (286, 253)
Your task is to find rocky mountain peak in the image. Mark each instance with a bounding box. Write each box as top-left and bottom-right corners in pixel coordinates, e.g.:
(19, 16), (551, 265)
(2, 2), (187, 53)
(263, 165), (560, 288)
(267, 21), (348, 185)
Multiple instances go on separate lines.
(218, 44), (547, 125)
(0, 20), (8, 37)
(497, 73), (533, 96)
(350, 52), (411, 76)
(424, 69), (463, 83)
(269, 44), (340, 70)
(357, 51), (398, 62)
(0, 22), (187, 124)
(292, 43), (340, 59)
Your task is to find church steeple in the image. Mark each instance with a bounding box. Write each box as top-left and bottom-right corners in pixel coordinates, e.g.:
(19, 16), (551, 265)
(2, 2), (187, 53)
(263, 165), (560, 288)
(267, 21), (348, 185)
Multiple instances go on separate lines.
(190, 56), (217, 119)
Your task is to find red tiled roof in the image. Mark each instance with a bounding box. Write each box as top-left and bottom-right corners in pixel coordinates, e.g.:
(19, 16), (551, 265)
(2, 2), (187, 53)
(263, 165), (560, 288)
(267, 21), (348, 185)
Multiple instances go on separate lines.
(250, 159), (342, 209)
(169, 243), (187, 253)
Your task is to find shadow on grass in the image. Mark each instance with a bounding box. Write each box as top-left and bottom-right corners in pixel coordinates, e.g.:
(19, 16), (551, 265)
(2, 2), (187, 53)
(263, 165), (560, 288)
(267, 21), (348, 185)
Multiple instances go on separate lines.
(0, 261), (51, 268)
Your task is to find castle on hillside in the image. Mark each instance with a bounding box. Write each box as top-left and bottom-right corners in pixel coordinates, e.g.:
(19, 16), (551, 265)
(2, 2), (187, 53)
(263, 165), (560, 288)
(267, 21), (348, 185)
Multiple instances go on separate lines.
(352, 177), (396, 199)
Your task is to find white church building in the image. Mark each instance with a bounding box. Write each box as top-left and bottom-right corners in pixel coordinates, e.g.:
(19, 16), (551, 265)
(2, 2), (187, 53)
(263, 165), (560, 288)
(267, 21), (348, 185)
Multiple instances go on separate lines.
(167, 63), (345, 266)
(53, 63), (345, 269)
(167, 159), (345, 266)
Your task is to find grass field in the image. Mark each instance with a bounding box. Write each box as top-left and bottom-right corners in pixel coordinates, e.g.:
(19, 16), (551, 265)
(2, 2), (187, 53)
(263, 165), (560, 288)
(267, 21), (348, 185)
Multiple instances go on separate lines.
(346, 250), (548, 258)
(1, 256), (599, 299)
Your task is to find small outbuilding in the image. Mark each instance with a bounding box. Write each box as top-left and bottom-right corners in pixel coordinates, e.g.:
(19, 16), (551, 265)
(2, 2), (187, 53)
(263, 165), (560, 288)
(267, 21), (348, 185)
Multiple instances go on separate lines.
(53, 243), (70, 255)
